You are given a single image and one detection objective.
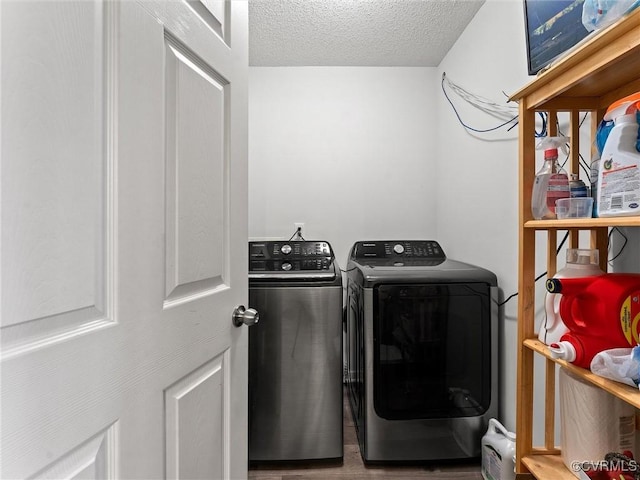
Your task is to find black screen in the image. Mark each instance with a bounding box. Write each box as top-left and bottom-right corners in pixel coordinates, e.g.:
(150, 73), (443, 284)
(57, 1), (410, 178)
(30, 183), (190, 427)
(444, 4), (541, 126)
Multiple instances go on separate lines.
(524, 0), (591, 75)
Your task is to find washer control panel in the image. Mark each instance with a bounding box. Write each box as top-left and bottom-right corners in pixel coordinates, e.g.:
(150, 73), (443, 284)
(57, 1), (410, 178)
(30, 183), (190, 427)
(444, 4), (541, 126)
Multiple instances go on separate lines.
(351, 240), (445, 260)
(249, 241), (333, 272)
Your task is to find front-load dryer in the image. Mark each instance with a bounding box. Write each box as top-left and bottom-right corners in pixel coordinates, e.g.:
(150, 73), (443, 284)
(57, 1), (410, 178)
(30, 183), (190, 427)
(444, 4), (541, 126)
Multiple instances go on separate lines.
(345, 240), (498, 462)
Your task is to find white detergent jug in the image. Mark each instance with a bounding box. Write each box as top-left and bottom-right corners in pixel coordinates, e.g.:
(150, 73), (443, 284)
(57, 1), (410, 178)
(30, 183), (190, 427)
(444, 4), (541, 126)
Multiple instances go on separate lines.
(481, 418), (516, 480)
(538, 248), (604, 346)
(597, 94), (640, 217)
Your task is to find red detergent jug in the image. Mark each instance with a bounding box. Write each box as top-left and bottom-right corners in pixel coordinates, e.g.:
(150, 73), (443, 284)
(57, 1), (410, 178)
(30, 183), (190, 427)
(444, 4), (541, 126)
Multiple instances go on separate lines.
(546, 273), (640, 369)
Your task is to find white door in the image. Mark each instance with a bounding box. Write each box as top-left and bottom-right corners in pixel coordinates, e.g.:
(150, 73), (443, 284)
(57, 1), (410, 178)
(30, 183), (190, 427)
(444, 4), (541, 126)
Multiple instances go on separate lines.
(0, 1), (249, 478)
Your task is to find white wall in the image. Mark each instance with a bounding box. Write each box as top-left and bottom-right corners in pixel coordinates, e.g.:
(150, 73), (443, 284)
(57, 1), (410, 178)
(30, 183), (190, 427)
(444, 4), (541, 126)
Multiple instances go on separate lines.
(248, 67), (438, 267)
(435, 0), (530, 436)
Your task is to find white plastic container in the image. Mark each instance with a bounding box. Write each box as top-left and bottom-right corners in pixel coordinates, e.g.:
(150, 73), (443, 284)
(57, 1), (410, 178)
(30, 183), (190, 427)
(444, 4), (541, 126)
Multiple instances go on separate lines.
(597, 111), (640, 217)
(481, 418), (516, 480)
(538, 248), (604, 345)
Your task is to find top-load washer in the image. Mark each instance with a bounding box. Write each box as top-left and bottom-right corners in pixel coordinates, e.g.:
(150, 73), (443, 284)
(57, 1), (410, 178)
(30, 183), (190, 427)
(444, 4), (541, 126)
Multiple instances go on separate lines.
(248, 240), (343, 462)
(345, 240), (498, 462)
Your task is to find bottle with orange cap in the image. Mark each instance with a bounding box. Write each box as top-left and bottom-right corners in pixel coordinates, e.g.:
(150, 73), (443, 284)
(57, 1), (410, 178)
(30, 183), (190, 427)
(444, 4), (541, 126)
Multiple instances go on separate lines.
(596, 92), (640, 217)
(531, 136), (570, 220)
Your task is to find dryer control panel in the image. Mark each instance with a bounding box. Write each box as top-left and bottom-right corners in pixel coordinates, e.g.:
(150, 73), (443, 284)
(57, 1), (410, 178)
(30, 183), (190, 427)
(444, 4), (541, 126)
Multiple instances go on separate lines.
(249, 241), (334, 272)
(350, 240), (446, 260)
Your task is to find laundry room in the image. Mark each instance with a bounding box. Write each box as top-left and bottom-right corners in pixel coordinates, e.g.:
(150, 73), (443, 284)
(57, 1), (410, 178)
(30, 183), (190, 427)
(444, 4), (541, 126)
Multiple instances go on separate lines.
(247, 0), (640, 478)
(249, 0), (523, 449)
(4, 0), (640, 478)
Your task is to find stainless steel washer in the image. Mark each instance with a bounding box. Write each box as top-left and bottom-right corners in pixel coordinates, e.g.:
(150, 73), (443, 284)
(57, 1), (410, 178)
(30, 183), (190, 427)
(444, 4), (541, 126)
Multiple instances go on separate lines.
(248, 240), (343, 462)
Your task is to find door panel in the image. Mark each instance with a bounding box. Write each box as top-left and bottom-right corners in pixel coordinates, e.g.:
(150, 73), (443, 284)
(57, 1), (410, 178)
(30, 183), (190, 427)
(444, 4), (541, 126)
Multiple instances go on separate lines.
(186, 0), (227, 41)
(1, 1), (248, 478)
(1, 0), (111, 356)
(29, 426), (117, 480)
(164, 35), (228, 303)
(165, 353), (228, 480)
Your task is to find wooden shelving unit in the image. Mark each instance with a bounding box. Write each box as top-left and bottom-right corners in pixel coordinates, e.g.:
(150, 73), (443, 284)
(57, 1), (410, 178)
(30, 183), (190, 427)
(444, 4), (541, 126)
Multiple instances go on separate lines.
(509, 7), (640, 479)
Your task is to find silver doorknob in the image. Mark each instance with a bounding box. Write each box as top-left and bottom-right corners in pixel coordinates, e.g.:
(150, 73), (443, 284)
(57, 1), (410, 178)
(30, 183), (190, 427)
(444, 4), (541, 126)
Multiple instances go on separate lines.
(232, 305), (259, 327)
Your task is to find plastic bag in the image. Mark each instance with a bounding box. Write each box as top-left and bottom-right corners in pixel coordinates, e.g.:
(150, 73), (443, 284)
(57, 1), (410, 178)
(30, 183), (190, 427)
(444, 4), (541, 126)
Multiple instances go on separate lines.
(582, 0), (640, 31)
(590, 346), (640, 388)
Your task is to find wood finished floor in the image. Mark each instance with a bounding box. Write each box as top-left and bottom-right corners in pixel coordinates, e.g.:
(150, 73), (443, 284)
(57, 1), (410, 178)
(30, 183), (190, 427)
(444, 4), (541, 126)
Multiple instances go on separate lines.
(248, 388), (483, 480)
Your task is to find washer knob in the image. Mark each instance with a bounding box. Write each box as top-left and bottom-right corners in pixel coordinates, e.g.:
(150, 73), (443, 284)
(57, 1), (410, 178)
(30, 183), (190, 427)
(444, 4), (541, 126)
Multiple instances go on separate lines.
(281, 244), (292, 255)
(393, 244), (405, 255)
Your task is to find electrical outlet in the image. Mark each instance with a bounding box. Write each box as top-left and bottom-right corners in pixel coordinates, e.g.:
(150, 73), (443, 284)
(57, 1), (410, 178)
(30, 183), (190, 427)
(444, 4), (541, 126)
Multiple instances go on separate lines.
(294, 223), (304, 237)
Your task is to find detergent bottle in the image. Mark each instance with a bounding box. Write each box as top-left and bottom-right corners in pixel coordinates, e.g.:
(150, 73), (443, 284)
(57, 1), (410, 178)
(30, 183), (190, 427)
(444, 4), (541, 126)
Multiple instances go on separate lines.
(531, 136), (570, 220)
(538, 248), (604, 346)
(481, 419), (516, 480)
(597, 92), (640, 217)
(547, 273), (640, 369)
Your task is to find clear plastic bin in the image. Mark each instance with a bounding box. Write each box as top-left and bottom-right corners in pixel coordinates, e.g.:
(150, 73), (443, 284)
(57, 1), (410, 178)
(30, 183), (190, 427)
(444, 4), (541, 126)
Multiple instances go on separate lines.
(555, 197), (593, 218)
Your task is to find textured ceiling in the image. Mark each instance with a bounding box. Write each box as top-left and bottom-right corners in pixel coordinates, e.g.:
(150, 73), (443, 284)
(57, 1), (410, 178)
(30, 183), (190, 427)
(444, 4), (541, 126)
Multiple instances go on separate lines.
(248, 0), (485, 66)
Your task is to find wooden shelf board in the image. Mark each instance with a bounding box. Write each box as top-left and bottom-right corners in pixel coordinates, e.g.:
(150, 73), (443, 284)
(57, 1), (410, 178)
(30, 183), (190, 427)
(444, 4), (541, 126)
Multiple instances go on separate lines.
(524, 339), (640, 408)
(522, 454), (577, 480)
(524, 216), (640, 229)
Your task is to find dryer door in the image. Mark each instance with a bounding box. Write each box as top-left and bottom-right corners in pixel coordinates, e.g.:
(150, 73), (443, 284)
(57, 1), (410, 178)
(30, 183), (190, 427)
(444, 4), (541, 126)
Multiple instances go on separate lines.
(373, 283), (492, 420)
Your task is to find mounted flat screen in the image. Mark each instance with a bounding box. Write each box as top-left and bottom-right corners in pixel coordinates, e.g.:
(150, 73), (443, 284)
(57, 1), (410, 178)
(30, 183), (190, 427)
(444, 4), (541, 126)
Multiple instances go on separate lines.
(524, 0), (591, 75)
